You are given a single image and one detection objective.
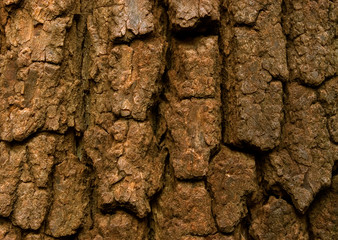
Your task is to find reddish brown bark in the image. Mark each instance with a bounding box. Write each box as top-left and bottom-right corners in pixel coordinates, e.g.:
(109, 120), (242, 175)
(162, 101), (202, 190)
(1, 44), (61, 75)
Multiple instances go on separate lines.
(0, 0), (337, 239)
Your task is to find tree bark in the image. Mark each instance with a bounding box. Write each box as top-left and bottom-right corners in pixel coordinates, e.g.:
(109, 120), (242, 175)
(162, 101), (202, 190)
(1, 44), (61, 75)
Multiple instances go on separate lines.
(0, 0), (337, 239)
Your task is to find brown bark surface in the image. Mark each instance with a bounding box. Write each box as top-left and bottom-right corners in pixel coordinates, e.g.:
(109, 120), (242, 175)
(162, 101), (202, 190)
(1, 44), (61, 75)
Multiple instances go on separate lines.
(0, 0), (337, 239)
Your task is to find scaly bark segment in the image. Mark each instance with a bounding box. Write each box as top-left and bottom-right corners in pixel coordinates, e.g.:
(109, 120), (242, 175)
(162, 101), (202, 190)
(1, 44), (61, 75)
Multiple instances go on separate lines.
(264, 83), (337, 212)
(223, 0), (288, 151)
(0, 0), (84, 141)
(90, 0), (154, 43)
(162, 36), (221, 179)
(309, 175), (338, 240)
(1, 133), (89, 235)
(78, 210), (149, 240)
(0, 218), (21, 240)
(153, 178), (217, 239)
(207, 146), (259, 233)
(318, 77), (338, 143)
(46, 157), (90, 237)
(84, 120), (165, 218)
(249, 196), (309, 240)
(167, 0), (220, 31)
(283, 0), (337, 86)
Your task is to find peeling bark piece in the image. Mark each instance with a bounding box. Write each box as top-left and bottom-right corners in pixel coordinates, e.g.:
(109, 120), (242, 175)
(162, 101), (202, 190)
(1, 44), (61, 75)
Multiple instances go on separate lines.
(169, 36), (221, 99)
(0, 143), (24, 217)
(78, 211), (148, 240)
(319, 77), (338, 143)
(167, 0), (220, 31)
(264, 83), (337, 212)
(309, 175), (338, 240)
(223, 0), (288, 151)
(88, 38), (166, 122)
(249, 196), (309, 240)
(46, 157), (89, 238)
(12, 182), (49, 230)
(283, 0), (337, 86)
(84, 120), (165, 218)
(0, 219), (21, 240)
(92, 0), (154, 43)
(207, 146), (258, 233)
(162, 97), (221, 179)
(153, 180), (216, 240)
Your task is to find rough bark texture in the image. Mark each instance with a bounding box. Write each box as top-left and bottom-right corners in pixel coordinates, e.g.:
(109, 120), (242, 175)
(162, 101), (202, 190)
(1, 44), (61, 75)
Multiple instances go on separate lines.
(0, 0), (337, 239)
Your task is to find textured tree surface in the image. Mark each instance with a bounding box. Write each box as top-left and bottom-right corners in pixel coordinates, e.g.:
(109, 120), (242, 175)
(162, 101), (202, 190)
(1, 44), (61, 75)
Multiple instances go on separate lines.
(0, 0), (337, 239)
